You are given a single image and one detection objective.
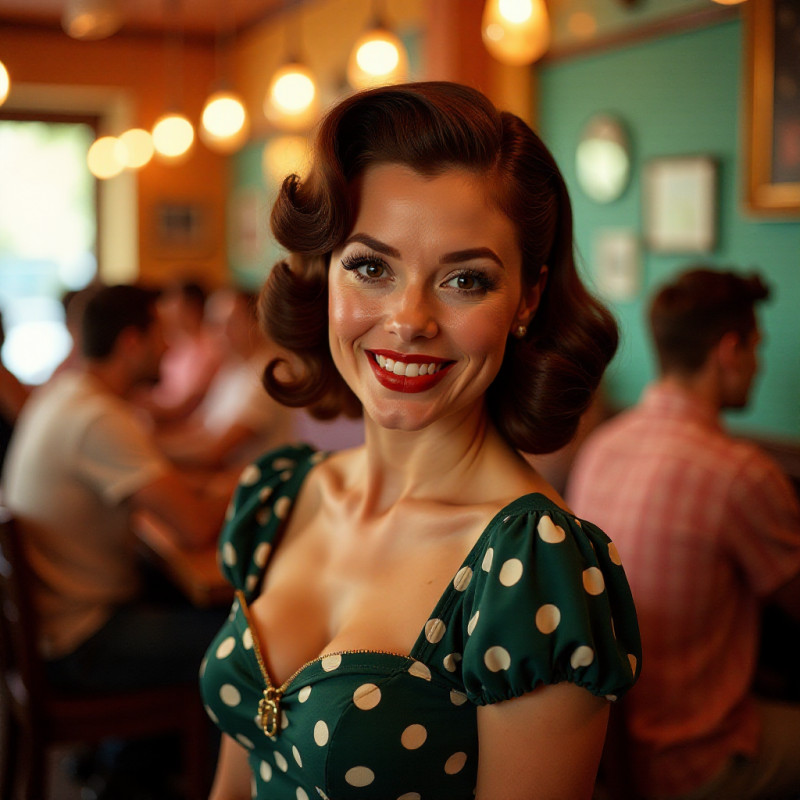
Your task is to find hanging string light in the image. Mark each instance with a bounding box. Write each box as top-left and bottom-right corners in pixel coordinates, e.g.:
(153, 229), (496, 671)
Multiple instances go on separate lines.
(118, 127), (155, 169)
(61, 0), (123, 40)
(347, 0), (408, 90)
(152, 0), (194, 161)
(200, 9), (249, 154)
(264, 6), (319, 132)
(0, 60), (10, 107)
(481, 0), (551, 66)
(87, 135), (128, 179)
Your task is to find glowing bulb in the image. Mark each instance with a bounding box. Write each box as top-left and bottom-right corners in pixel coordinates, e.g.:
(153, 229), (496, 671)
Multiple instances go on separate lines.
(152, 112), (194, 160)
(264, 63), (319, 132)
(87, 135), (128, 179)
(499, 0), (532, 24)
(119, 127), (154, 168)
(347, 28), (408, 89)
(0, 61), (9, 107)
(200, 90), (249, 153)
(710, 0), (747, 4)
(481, 0), (551, 65)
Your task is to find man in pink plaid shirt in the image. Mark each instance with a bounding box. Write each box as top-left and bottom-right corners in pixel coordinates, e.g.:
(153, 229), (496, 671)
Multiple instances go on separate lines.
(568, 268), (800, 800)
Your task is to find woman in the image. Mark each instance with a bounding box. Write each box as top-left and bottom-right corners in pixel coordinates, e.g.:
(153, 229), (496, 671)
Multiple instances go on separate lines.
(200, 81), (640, 800)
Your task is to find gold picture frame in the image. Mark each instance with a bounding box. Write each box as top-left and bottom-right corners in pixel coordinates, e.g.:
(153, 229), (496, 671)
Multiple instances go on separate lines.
(745, 0), (800, 214)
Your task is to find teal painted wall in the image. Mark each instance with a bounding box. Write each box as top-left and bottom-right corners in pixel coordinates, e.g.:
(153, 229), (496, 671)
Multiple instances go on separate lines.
(539, 18), (800, 439)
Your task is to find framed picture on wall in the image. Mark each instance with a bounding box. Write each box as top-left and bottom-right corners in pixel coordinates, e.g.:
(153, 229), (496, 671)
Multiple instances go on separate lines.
(643, 156), (717, 253)
(153, 202), (210, 259)
(745, 0), (800, 214)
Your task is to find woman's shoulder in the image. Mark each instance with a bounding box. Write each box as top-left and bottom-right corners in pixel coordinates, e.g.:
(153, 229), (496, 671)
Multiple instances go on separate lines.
(452, 493), (641, 704)
(217, 443), (328, 593)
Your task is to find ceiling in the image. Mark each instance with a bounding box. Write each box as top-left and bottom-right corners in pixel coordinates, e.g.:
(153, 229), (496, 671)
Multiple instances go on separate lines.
(0, 0), (302, 39)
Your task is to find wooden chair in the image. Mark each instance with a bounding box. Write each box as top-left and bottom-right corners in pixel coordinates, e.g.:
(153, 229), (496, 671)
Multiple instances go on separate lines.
(0, 508), (211, 800)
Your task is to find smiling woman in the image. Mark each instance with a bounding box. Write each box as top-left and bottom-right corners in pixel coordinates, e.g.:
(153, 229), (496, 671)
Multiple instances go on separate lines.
(199, 82), (641, 800)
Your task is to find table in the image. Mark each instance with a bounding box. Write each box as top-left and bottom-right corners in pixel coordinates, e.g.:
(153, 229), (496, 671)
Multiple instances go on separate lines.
(133, 511), (232, 608)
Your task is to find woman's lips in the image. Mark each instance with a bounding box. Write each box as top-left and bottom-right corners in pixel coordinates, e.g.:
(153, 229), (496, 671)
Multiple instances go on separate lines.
(367, 350), (454, 394)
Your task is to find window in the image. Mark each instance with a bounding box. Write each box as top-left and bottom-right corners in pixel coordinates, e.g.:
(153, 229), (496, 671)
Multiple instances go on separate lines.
(0, 116), (97, 384)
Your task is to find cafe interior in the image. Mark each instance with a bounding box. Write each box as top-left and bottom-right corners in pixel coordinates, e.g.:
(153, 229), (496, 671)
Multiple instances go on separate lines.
(0, 0), (799, 798)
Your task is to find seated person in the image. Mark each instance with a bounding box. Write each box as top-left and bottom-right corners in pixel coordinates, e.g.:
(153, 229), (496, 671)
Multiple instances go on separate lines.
(2, 284), (228, 693)
(0, 309), (29, 471)
(568, 266), (800, 800)
(137, 278), (222, 423)
(155, 287), (295, 475)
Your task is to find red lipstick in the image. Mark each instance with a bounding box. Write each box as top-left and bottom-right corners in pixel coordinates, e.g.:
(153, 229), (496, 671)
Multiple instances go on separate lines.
(367, 349), (454, 394)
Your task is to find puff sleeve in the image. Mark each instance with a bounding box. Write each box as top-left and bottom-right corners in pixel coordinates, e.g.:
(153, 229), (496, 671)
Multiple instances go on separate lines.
(457, 497), (640, 705)
(217, 444), (322, 597)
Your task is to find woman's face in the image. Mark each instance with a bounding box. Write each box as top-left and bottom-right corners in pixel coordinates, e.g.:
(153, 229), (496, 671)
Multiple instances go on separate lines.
(328, 163), (539, 433)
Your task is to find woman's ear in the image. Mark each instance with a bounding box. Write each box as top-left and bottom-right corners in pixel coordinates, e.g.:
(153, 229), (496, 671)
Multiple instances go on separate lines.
(515, 266), (549, 329)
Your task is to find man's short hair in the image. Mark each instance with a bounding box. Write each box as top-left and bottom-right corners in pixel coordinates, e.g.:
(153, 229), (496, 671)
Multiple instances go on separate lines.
(82, 284), (161, 359)
(648, 267), (769, 375)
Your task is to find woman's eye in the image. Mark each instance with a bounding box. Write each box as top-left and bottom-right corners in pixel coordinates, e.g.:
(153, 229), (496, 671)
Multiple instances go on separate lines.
(444, 271), (493, 293)
(341, 253), (389, 281)
(362, 262), (385, 279)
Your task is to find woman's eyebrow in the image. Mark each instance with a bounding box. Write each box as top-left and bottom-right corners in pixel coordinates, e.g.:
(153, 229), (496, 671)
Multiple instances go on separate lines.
(342, 233), (401, 258)
(441, 248), (504, 268)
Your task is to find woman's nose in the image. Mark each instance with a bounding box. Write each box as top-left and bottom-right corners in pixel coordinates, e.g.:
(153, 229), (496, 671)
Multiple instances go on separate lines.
(384, 286), (438, 341)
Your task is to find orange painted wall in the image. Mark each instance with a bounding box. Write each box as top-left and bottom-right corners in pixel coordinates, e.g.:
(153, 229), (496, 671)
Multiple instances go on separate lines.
(0, 24), (228, 288)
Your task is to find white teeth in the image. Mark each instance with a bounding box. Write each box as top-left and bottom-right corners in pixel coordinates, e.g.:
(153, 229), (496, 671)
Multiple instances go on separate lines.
(374, 354), (441, 378)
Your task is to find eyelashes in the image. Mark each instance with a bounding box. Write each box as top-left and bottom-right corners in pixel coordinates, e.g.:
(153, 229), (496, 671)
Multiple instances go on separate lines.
(340, 251), (498, 296)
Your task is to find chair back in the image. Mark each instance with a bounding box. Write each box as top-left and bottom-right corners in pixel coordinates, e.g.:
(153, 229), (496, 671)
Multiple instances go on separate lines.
(0, 507), (46, 719)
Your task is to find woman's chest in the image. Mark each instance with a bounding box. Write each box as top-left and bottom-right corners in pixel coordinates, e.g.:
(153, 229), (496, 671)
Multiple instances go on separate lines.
(251, 502), (493, 684)
(201, 621), (480, 800)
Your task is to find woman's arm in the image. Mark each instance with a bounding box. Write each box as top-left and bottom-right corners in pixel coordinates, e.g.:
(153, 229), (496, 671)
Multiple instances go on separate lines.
(209, 734), (253, 800)
(475, 682), (609, 800)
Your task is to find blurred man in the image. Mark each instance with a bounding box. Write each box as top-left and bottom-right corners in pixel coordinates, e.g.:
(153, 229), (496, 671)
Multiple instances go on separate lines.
(3, 284), (227, 692)
(568, 267), (800, 800)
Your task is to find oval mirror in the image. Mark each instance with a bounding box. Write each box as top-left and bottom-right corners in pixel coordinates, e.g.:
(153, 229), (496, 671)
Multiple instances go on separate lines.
(575, 114), (631, 203)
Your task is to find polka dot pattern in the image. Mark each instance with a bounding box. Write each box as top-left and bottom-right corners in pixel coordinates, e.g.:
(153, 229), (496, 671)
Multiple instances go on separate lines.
(201, 445), (640, 800)
(345, 766), (374, 787)
(353, 683), (381, 710)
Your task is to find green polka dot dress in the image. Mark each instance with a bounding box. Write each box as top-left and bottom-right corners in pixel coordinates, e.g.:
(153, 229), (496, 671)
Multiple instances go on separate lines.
(200, 445), (641, 800)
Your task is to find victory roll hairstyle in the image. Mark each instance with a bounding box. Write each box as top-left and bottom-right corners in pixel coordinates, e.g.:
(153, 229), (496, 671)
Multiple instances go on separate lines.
(259, 81), (617, 454)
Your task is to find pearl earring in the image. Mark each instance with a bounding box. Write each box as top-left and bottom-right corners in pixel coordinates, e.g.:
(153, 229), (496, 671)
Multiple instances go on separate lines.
(513, 324), (527, 339)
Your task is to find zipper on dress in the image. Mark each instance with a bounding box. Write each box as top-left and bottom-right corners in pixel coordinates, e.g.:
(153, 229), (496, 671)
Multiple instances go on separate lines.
(235, 590), (408, 737)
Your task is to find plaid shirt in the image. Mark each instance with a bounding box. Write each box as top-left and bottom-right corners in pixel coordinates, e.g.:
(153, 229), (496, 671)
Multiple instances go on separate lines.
(567, 383), (800, 797)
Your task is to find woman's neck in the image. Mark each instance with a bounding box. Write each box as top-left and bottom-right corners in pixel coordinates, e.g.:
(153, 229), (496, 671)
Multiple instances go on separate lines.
(350, 403), (524, 517)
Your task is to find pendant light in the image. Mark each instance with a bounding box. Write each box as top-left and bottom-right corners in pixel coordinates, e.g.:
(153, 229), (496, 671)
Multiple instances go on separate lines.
(0, 60), (10, 107)
(347, 0), (408, 90)
(87, 135), (128, 179)
(481, 0), (551, 66)
(119, 127), (155, 169)
(200, 8), (249, 154)
(62, 0), (123, 40)
(264, 7), (319, 132)
(152, 0), (194, 162)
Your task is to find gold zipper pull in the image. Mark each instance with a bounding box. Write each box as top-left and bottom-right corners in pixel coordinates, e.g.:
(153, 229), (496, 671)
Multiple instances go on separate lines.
(259, 686), (282, 737)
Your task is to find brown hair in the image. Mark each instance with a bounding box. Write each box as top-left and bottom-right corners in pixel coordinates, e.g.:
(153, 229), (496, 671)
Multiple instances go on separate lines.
(649, 266), (769, 376)
(260, 81), (617, 453)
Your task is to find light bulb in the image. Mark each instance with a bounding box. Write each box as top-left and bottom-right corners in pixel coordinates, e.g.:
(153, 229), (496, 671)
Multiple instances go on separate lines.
(200, 90), (250, 153)
(152, 112), (195, 160)
(87, 135), (128, 179)
(482, 0), (551, 66)
(119, 127), (154, 168)
(347, 28), (408, 89)
(710, 0), (748, 4)
(264, 63), (319, 132)
(0, 61), (9, 107)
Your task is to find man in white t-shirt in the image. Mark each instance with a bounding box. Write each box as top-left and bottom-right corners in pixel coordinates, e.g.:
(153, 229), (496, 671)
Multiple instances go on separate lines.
(3, 284), (227, 692)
